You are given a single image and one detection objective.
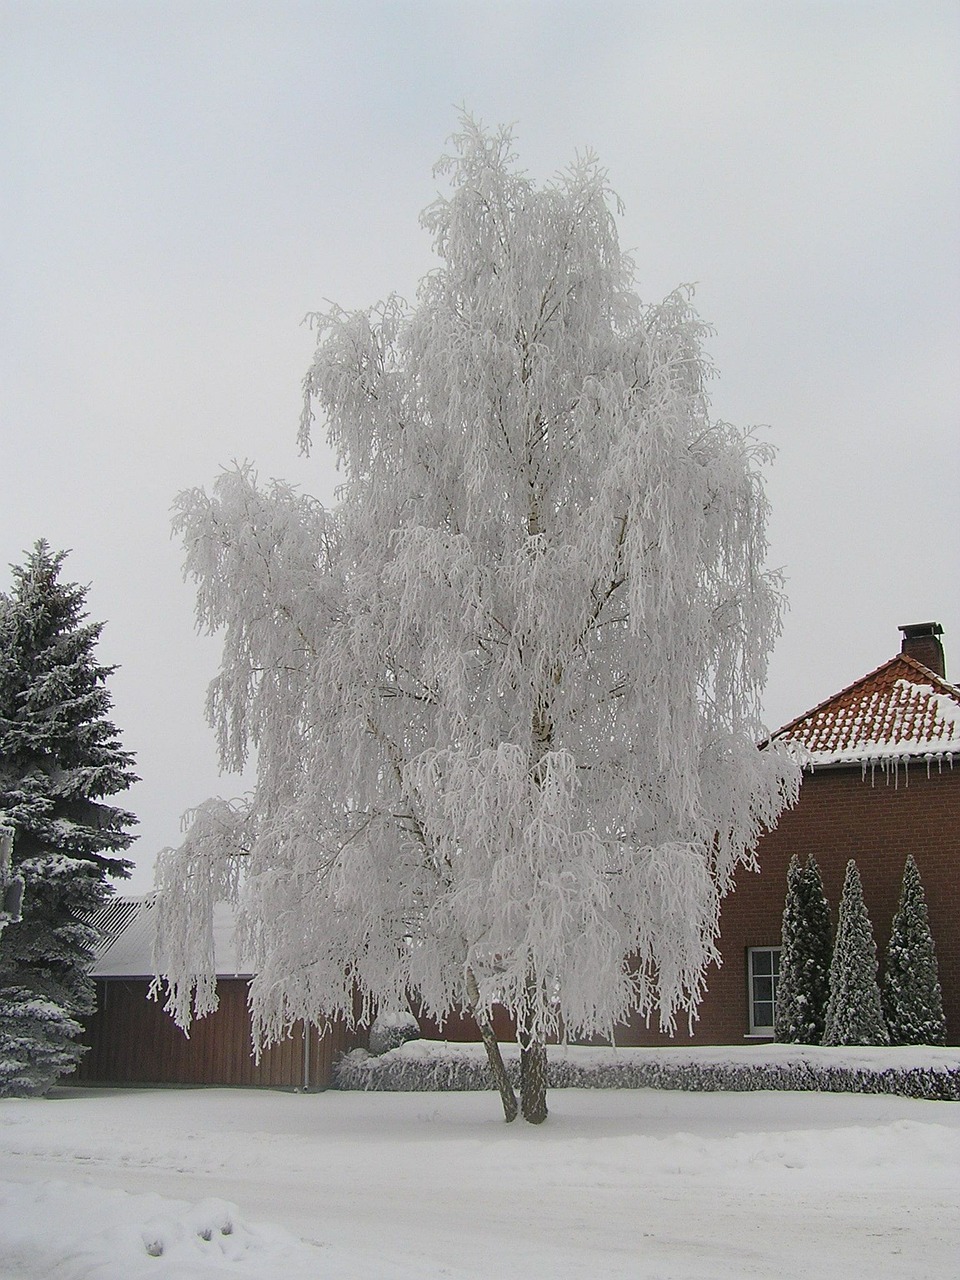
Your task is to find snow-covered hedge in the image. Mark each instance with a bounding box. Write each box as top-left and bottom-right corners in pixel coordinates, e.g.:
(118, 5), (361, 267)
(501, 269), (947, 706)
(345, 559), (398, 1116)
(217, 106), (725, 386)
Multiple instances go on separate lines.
(367, 1010), (421, 1056)
(334, 1040), (960, 1101)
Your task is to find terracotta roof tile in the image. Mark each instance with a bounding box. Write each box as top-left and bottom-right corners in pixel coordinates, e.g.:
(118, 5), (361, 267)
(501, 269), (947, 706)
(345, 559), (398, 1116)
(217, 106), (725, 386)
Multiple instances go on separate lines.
(771, 654), (960, 768)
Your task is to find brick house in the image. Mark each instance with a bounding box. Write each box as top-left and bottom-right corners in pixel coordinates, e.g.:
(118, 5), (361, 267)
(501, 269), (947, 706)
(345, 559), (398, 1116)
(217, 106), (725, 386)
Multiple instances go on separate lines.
(78, 623), (958, 1080)
(615, 621), (959, 1048)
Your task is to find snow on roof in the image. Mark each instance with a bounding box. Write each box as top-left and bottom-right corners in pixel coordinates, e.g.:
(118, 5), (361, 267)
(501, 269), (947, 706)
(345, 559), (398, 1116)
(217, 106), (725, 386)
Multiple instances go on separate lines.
(771, 654), (960, 771)
(86, 895), (150, 955)
(88, 895), (247, 979)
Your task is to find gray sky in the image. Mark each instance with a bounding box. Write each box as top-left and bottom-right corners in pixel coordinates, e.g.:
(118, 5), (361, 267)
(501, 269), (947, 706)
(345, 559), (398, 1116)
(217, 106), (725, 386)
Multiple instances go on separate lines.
(2, 1), (958, 891)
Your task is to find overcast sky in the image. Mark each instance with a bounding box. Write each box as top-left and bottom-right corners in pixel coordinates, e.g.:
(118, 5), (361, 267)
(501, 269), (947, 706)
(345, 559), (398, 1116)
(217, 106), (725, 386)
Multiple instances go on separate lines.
(2, 1), (958, 891)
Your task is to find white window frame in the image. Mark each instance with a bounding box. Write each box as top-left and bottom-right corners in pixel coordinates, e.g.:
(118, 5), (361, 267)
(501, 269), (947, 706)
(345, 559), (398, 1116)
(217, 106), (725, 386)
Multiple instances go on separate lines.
(746, 946), (781, 1037)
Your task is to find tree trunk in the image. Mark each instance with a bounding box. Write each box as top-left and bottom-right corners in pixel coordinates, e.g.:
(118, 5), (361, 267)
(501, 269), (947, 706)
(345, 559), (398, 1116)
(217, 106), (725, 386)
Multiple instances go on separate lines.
(466, 966), (517, 1123)
(519, 1033), (548, 1124)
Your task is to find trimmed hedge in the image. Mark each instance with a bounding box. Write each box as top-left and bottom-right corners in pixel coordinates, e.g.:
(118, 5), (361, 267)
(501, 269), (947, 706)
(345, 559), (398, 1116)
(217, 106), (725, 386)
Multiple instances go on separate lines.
(334, 1041), (960, 1101)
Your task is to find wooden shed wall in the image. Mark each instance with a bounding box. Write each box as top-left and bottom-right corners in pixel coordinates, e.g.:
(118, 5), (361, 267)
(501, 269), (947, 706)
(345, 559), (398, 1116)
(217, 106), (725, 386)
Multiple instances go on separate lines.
(76, 978), (352, 1088)
(415, 1001), (517, 1043)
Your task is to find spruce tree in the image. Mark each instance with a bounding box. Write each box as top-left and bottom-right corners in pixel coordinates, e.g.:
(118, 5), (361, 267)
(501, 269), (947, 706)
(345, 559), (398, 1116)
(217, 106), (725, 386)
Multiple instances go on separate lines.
(0, 542), (137, 1095)
(822, 859), (888, 1046)
(775, 854), (832, 1044)
(882, 855), (946, 1045)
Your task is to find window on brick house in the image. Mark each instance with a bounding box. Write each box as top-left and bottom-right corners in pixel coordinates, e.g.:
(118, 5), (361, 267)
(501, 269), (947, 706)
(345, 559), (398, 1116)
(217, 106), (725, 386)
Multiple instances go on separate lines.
(747, 947), (781, 1036)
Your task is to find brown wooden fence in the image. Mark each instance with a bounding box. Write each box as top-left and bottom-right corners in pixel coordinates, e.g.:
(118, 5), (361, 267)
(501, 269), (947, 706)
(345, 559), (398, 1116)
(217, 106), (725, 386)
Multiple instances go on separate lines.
(75, 978), (355, 1088)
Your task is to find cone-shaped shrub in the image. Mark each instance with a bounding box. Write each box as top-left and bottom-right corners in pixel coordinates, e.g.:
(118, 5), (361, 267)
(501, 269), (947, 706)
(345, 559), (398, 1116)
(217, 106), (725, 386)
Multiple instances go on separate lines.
(823, 859), (888, 1046)
(775, 854), (832, 1044)
(882, 855), (946, 1046)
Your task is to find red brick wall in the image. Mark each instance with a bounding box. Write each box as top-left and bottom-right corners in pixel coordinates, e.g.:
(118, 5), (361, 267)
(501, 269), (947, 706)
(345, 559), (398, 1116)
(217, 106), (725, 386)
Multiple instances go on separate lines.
(617, 764), (960, 1046)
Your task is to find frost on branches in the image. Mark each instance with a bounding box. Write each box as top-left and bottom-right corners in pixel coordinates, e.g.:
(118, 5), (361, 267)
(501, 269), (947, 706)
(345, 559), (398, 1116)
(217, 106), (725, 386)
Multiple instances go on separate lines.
(155, 119), (799, 1123)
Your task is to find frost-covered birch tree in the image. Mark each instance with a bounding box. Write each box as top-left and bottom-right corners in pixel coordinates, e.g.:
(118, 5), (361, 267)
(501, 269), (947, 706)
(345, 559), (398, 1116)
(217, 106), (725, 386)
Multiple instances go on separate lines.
(155, 119), (799, 1123)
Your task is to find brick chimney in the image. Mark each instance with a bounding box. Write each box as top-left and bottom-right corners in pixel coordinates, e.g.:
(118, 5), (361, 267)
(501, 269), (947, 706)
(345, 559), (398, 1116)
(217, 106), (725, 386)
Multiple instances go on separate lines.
(899, 622), (945, 679)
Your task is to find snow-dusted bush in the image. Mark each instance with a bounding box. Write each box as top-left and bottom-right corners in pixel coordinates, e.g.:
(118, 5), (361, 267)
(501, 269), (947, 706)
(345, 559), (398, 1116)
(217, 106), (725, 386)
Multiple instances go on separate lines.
(338, 1046), (496, 1092)
(882, 855), (946, 1046)
(334, 1040), (960, 1102)
(823, 860), (888, 1047)
(368, 1010), (422, 1056)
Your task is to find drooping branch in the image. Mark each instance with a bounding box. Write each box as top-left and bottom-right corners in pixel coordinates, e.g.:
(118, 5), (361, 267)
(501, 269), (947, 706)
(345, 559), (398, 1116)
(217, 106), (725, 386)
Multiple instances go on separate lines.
(159, 118), (800, 1126)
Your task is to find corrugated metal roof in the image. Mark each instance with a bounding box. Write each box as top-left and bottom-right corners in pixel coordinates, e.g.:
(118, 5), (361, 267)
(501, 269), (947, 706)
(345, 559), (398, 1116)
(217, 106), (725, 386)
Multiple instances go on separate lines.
(87, 894), (155, 959)
(772, 654), (960, 769)
(87, 895), (248, 979)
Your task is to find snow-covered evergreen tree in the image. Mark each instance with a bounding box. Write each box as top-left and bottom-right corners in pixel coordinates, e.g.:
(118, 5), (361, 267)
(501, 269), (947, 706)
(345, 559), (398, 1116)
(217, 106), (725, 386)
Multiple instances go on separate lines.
(775, 854), (832, 1044)
(0, 542), (137, 1095)
(155, 119), (799, 1123)
(0, 986), (83, 1096)
(774, 854), (804, 1040)
(822, 859), (888, 1047)
(0, 825), (25, 932)
(882, 855), (945, 1046)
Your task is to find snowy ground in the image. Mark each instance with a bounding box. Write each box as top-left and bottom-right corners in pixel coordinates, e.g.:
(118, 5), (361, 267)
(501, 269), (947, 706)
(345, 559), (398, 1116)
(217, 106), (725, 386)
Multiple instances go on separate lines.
(1, 1080), (958, 1279)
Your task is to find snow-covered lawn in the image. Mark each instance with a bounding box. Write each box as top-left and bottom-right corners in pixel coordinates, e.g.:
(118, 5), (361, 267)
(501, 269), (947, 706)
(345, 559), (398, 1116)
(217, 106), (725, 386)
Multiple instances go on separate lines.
(1, 1080), (958, 1279)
